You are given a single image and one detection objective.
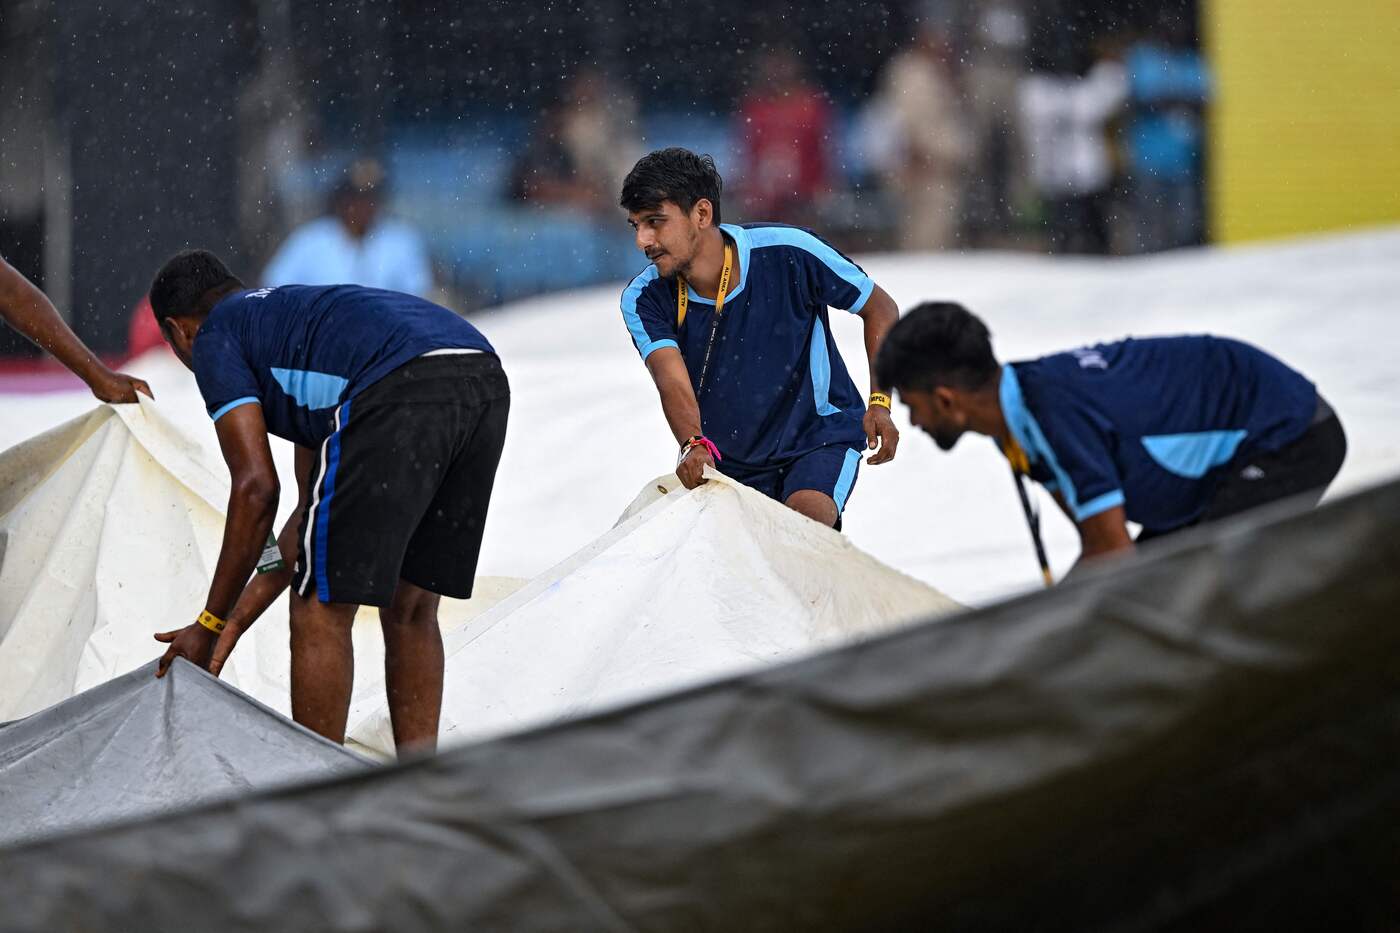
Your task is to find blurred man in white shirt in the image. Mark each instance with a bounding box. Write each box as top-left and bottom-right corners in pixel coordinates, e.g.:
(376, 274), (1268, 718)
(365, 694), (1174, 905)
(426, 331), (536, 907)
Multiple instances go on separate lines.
(1019, 58), (1128, 254)
(263, 158), (433, 297)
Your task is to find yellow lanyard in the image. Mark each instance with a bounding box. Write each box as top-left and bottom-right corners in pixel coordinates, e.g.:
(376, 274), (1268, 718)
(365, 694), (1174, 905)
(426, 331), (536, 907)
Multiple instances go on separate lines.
(676, 242), (733, 329)
(1001, 434), (1031, 474)
(677, 243), (734, 396)
(1002, 433), (1054, 587)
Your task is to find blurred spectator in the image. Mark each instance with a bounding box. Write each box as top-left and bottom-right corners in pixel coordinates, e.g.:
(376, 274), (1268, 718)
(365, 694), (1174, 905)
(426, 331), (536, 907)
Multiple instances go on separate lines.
(962, 0), (1031, 246)
(1124, 11), (1210, 252)
(1019, 54), (1127, 254)
(734, 47), (834, 224)
(560, 69), (642, 210)
(512, 69), (641, 215)
(262, 158), (433, 296)
(511, 104), (593, 209)
(869, 21), (973, 250)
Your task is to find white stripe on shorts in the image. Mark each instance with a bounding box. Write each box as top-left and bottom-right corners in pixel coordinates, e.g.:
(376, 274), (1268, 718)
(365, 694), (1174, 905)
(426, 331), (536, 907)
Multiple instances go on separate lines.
(298, 403), (343, 597)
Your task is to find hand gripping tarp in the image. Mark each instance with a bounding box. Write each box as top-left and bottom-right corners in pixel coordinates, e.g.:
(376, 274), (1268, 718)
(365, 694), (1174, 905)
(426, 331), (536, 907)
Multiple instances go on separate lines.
(0, 477), (1396, 931)
(0, 658), (364, 848)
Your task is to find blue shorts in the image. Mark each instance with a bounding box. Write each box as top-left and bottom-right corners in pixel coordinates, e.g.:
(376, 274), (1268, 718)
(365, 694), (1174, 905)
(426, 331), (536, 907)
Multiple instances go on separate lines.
(719, 445), (863, 516)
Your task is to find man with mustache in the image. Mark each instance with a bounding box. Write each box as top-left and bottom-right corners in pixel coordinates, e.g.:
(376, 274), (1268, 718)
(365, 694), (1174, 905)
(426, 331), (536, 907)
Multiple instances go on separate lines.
(619, 148), (900, 528)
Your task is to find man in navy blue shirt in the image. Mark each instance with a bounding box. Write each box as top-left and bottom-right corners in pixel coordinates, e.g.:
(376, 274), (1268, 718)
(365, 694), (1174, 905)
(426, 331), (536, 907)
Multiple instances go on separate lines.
(618, 148), (901, 528)
(148, 250), (508, 754)
(876, 301), (1345, 568)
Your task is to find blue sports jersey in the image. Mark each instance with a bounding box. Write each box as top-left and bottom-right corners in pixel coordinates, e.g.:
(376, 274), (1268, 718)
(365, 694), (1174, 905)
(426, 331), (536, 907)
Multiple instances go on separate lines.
(1004, 335), (1317, 533)
(621, 223), (871, 467)
(192, 285), (494, 448)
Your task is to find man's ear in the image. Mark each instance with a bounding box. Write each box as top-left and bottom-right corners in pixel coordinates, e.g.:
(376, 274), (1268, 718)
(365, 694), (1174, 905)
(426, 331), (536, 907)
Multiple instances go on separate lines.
(934, 385), (958, 413)
(163, 316), (193, 346)
(691, 198), (713, 229)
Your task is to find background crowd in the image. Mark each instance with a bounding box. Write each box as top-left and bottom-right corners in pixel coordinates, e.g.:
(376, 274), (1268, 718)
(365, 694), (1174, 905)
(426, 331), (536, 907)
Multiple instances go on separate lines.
(0, 0), (1208, 360)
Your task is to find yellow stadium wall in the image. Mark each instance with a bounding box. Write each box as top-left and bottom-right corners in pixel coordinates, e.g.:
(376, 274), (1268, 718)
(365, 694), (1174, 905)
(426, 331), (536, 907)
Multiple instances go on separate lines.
(1206, 0), (1400, 243)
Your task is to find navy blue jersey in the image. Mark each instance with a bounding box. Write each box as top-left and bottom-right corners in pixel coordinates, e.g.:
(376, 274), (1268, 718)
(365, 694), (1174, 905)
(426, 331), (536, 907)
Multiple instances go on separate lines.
(192, 285), (494, 448)
(1004, 335), (1317, 532)
(621, 223), (871, 467)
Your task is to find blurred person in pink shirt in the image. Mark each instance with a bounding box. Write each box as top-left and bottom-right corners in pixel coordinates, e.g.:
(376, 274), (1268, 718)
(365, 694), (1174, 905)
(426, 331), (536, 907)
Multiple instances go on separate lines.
(734, 47), (834, 226)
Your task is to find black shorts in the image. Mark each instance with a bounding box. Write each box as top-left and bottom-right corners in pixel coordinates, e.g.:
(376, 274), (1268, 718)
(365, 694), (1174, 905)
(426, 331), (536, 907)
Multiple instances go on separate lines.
(290, 352), (510, 606)
(1138, 396), (1346, 542)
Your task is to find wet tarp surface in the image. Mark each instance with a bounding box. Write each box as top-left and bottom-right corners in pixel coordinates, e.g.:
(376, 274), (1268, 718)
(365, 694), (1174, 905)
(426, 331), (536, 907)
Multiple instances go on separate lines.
(0, 399), (522, 743)
(349, 469), (960, 754)
(0, 479), (1397, 932)
(0, 658), (365, 848)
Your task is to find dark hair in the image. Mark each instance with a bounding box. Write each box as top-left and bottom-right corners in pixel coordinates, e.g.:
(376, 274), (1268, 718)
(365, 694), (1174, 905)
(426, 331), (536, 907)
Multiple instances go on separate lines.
(149, 250), (243, 323)
(620, 148), (723, 225)
(330, 156), (387, 208)
(875, 302), (1001, 393)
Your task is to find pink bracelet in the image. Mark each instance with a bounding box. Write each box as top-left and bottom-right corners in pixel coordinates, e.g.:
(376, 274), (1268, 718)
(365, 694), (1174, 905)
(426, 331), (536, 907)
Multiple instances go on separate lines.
(682, 435), (722, 463)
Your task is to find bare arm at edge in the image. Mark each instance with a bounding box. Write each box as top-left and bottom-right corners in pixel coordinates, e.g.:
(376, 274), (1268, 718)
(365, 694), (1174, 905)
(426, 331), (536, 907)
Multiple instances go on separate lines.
(0, 255), (151, 402)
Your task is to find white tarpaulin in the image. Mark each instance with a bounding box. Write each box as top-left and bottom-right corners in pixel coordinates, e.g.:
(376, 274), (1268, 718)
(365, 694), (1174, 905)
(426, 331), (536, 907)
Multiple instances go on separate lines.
(346, 469), (961, 754)
(0, 403), (956, 757)
(0, 401), (227, 721)
(0, 398), (518, 730)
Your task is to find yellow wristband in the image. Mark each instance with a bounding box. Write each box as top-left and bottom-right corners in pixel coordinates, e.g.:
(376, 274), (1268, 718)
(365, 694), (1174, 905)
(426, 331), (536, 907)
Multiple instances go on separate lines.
(197, 610), (226, 635)
(868, 392), (891, 410)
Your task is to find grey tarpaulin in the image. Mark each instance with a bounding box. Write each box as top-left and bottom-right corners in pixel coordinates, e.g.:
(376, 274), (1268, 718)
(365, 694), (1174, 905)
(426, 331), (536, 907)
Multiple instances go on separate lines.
(0, 479), (1398, 932)
(0, 658), (365, 848)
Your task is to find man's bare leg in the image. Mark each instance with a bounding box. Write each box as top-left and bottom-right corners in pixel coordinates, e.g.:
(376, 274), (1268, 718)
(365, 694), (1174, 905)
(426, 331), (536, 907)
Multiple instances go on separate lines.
(379, 579), (444, 756)
(785, 489), (839, 528)
(289, 590), (358, 743)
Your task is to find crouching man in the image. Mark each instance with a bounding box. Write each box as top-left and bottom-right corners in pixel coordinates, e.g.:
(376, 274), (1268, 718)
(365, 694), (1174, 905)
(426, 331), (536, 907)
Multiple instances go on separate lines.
(150, 250), (508, 754)
(877, 301), (1345, 573)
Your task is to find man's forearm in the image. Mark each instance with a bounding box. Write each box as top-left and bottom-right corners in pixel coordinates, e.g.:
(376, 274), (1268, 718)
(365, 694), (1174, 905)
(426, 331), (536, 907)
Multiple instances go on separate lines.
(656, 375), (704, 445)
(225, 508), (301, 627)
(204, 482), (279, 620)
(0, 260), (106, 385)
(859, 286), (900, 394)
(1073, 506), (1135, 569)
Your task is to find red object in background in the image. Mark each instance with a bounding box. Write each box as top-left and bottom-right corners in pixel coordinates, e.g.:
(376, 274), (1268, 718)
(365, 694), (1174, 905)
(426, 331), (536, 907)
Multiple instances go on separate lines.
(126, 294), (170, 362)
(737, 90), (833, 219)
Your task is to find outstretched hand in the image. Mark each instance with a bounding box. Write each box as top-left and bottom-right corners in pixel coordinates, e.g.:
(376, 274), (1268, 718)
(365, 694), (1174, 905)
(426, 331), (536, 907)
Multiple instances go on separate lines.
(90, 369), (153, 404)
(154, 622), (216, 678)
(864, 405), (899, 465)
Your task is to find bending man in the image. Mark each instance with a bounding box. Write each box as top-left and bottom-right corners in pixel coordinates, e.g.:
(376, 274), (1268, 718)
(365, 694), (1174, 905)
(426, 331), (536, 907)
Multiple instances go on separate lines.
(877, 301), (1345, 569)
(149, 251), (508, 754)
(619, 148), (900, 528)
